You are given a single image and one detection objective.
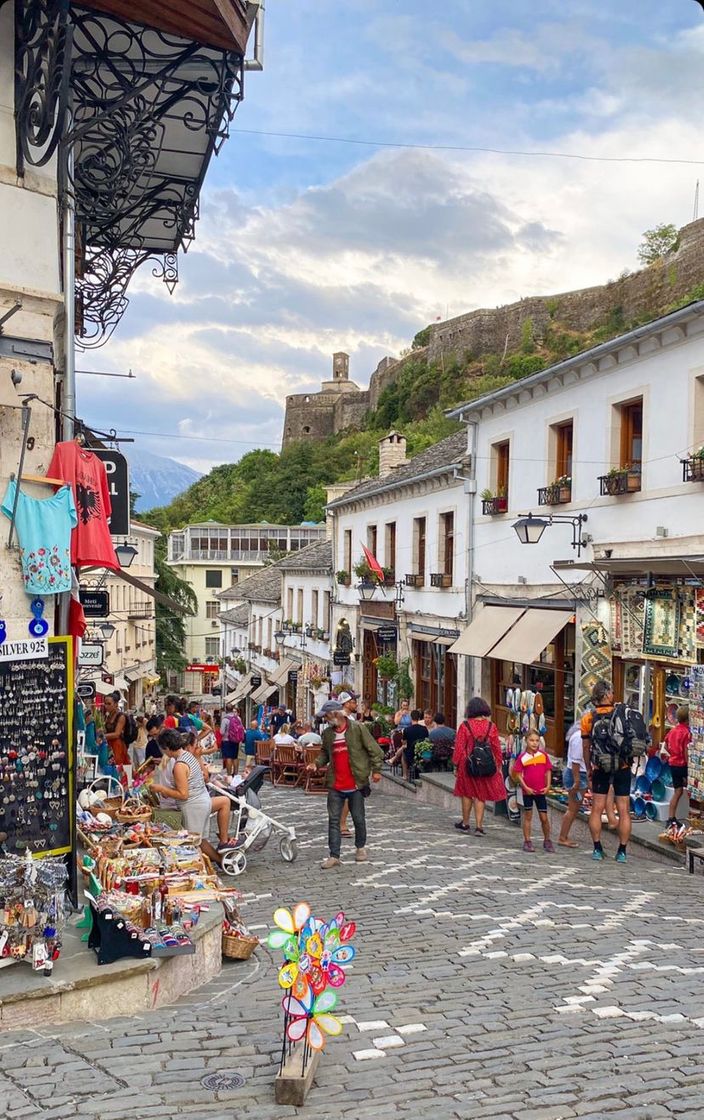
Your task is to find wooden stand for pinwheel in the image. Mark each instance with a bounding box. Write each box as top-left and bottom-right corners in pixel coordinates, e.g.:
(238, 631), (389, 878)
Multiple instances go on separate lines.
(275, 1046), (321, 1106)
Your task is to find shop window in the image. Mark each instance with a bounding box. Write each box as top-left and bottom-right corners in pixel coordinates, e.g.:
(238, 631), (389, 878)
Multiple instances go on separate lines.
(440, 512), (454, 579)
(619, 398), (643, 469)
(205, 601), (219, 620)
(385, 522), (396, 577)
(205, 569), (222, 589)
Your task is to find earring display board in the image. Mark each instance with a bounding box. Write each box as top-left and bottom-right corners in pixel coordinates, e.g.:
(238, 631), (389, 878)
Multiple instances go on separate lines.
(0, 637), (75, 867)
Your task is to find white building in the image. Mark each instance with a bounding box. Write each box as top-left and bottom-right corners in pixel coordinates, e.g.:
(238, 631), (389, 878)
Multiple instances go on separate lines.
(167, 520), (326, 693)
(276, 540), (333, 718)
(327, 430), (472, 725)
(448, 299), (704, 753)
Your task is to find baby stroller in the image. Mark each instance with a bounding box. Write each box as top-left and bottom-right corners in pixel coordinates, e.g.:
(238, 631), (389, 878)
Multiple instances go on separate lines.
(208, 765), (298, 876)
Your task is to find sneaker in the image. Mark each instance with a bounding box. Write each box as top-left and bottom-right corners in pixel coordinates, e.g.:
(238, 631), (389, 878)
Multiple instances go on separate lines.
(522, 840), (535, 852)
(320, 856), (341, 869)
(543, 839), (555, 853)
(592, 848), (605, 861)
(615, 849), (627, 863)
(474, 828), (485, 836)
(355, 847), (368, 862)
(454, 821), (470, 832)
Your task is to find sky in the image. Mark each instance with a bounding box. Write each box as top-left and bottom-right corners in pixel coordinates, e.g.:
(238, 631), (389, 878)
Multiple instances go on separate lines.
(79, 0), (704, 476)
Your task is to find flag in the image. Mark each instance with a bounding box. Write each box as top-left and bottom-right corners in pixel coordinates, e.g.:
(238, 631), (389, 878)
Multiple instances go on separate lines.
(361, 543), (384, 581)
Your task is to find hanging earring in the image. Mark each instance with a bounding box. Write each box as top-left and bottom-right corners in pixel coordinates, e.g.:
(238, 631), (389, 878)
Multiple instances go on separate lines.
(28, 598), (48, 638)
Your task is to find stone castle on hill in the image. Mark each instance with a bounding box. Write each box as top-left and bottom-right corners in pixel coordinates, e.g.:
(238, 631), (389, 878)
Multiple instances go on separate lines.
(281, 218), (704, 449)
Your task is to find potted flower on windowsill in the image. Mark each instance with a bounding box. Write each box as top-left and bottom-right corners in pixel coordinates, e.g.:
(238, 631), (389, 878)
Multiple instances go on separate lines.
(682, 446), (704, 482)
(336, 570), (351, 586)
(480, 487), (508, 515)
(373, 652), (399, 681)
(602, 463), (641, 496)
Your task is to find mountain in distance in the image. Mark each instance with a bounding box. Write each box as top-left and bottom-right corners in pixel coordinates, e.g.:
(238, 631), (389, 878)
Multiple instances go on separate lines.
(129, 447), (202, 513)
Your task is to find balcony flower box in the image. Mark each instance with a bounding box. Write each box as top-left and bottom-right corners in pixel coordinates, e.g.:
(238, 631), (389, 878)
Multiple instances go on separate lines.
(405, 573), (424, 588)
(538, 478), (572, 506)
(481, 496), (508, 515)
(430, 573), (452, 588)
(682, 454), (704, 483)
(598, 466), (641, 497)
(336, 571), (351, 586)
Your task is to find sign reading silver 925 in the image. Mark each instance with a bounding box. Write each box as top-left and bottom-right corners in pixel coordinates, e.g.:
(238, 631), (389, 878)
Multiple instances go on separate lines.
(78, 642), (104, 667)
(0, 638), (49, 663)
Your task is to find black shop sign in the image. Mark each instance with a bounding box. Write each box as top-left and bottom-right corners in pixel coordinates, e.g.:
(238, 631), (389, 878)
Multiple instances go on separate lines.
(376, 626), (397, 644)
(251, 675), (262, 688)
(79, 589), (110, 618)
(92, 448), (130, 536)
(333, 651), (351, 667)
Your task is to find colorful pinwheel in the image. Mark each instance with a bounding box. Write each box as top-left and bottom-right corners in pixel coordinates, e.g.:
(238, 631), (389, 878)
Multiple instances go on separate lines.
(269, 903), (357, 1068)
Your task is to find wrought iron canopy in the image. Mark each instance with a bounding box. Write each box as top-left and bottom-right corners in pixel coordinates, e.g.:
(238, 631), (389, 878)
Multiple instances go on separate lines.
(11, 0), (248, 346)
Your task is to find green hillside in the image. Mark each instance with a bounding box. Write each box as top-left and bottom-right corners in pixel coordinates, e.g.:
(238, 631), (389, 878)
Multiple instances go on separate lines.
(143, 281), (704, 532)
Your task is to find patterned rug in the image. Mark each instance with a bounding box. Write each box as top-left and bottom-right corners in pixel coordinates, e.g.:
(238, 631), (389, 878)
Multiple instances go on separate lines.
(579, 621), (612, 713)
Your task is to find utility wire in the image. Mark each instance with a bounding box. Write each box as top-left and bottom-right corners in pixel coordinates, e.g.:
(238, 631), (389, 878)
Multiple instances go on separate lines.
(232, 127), (704, 167)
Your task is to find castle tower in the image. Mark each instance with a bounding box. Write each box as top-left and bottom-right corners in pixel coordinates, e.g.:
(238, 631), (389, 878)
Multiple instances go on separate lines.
(321, 351), (359, 394)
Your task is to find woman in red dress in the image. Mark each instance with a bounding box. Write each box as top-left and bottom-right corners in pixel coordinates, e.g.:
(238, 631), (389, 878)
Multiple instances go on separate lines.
(452, 697), (505, 835)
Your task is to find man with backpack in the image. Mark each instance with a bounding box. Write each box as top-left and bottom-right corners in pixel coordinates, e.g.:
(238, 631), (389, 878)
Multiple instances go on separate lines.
(582, 679), (648, 863)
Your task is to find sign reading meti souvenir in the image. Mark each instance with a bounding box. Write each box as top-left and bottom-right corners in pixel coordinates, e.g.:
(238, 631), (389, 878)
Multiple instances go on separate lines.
(79, 588), (110, 618)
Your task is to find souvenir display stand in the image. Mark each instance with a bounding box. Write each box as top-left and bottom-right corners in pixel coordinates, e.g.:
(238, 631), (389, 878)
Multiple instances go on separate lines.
(0, 850), (67, 974)
(0, 636), (77, 903)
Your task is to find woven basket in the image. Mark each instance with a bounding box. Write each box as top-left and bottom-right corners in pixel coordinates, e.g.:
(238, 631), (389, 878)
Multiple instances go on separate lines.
(222, 931), (259, 960)
(116, 798), (153, 824)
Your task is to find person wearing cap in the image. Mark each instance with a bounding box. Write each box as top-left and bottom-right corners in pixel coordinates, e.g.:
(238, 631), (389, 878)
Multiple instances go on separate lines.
(337, 692), (357, 838)
(309, 700), (384, 869)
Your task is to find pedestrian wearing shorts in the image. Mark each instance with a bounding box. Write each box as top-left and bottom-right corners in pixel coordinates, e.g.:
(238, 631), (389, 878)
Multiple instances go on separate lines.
(511, 730), (554, 853)
(661, 706), (691, 826)
(582, 680), (631, 863)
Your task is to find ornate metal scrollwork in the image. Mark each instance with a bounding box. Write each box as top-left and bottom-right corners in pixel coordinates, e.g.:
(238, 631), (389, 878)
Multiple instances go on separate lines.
(66, 7), (244, 347)
(13, 0), (71, 172)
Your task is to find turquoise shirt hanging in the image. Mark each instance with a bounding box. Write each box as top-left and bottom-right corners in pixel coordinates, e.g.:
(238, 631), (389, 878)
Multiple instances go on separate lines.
(1, 480), (77, 594)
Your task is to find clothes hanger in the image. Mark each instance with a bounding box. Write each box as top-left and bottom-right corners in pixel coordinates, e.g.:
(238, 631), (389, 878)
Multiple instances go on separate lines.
(13, 472), (67, 488)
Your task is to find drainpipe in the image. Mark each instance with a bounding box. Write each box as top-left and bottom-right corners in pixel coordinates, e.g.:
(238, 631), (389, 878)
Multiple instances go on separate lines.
(244, 2), (265, 71)
(463, 421), (478, 705)
(62, 141), (76, 441)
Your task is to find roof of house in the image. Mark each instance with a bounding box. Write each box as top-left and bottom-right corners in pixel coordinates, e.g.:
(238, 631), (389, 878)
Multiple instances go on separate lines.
(218, 562), (283, 605)
(276, 539), (333, 573)
(219, 604), (249, 627)
(326, 429), (469, 508)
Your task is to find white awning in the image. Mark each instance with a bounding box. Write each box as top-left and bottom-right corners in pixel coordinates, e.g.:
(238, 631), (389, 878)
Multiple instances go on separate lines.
(448, 605), (524, 657)
(251, 682), (278, 705)
(95, 680), (113, 696)
(227, 672), (252, 704)
(272, 658), (296, 686)
(113, 675), (129, 691)
(487, 609), (574, 665)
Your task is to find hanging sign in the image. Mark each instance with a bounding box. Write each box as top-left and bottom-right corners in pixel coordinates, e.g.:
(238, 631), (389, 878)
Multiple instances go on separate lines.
(92, 448), (130, 536)
(288, 670), (299, 684)
(76, 681), (97, 700)
(0, 637), (49, 663)
(333, 652), (351, 667)
(376, 626), (398, 644)
(78, 642), (104, 667)
(251, 674), (262, 688)
(79, 588), (111, 618)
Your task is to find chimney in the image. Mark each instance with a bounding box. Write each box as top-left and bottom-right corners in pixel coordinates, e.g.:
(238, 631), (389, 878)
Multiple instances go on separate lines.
(378, 431), (407, 477)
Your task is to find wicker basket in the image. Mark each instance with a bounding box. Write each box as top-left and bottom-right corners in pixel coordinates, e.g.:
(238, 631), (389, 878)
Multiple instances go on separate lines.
(222, 930), (259, 960)
(116, 798), (153, 825)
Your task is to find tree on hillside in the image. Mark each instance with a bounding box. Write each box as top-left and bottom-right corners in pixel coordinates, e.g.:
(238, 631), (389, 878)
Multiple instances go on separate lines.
(153, 537), (197, 678)
(637, 223), (679, 266)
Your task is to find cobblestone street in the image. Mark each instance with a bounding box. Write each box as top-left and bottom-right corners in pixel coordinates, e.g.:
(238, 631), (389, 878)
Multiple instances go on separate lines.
(2, 787), (704, 1120)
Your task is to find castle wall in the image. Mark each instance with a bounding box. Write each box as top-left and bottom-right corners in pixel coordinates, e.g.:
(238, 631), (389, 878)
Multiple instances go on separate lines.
(427, 218), (704, 365)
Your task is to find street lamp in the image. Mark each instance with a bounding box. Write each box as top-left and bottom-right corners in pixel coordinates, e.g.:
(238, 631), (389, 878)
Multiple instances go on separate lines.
(115, 541), (138, 568)
(512, 512), (589, 557)
(274, 629), (287, 647)
(98, 622), (115, 640)
(357, 579), (377, 601)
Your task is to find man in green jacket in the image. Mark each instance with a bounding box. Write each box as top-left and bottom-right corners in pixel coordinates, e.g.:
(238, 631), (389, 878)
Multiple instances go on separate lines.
(310, 701), (384, 869)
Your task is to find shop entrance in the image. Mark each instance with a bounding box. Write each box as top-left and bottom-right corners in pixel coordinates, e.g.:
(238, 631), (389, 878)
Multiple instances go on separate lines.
(413, 640), (458, 727)
(490, 622), (575, 756)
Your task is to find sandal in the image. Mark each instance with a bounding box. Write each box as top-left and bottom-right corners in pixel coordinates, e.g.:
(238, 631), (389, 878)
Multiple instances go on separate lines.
(558, 839), (578, 848)
(340, 829), (353, 837)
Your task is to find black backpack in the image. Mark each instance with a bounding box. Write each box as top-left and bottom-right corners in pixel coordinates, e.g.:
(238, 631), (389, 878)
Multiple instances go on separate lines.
(465, 721), (497, 778)
(590, 703), (648, 773)
(122, 711), (138, 747)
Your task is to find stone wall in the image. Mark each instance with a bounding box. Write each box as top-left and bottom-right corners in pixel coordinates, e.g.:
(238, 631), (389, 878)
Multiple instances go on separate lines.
(427, 218), (704, 365)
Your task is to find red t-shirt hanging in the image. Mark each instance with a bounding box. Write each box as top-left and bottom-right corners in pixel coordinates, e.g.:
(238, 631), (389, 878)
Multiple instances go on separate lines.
(47, 442), (119, 569)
